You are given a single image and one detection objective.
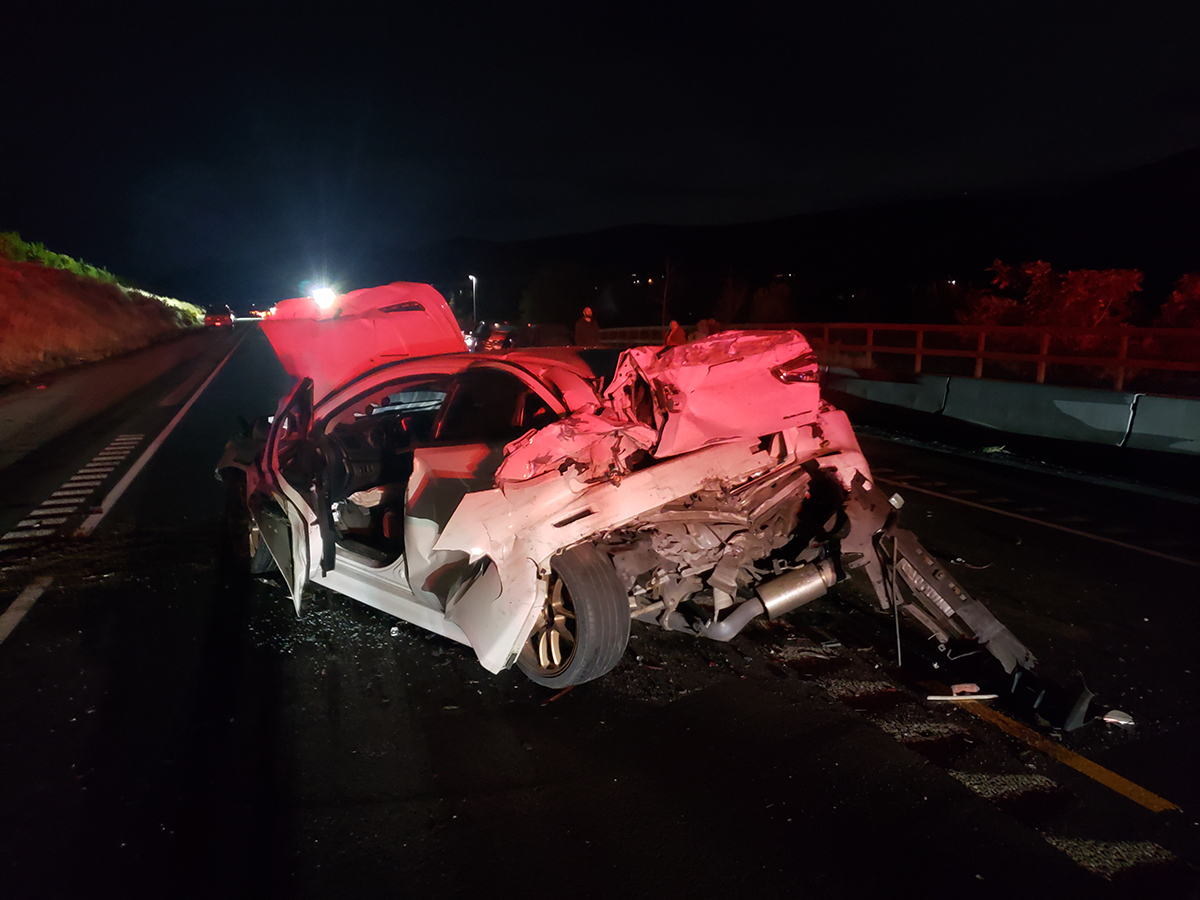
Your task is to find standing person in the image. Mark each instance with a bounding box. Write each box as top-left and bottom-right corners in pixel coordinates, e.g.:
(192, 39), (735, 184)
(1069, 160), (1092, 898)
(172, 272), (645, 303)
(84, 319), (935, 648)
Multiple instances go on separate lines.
(665, 319), (687, 345)
(574, 306), (601, 346)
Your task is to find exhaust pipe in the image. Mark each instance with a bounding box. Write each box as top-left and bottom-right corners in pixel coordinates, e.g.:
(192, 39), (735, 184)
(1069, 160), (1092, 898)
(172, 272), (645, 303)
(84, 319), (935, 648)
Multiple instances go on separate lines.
(689, 560), (839, 642)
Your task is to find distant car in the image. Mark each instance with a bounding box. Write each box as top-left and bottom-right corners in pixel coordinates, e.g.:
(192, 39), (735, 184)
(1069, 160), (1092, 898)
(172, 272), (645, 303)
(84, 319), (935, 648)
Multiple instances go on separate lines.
(205, 312), (233, 327)
(218, 281), (1036, 689)
(471, 321), (573, 351)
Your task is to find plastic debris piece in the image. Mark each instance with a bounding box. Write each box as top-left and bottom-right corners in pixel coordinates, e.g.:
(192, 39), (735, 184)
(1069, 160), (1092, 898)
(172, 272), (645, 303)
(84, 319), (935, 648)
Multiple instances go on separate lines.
(1101, 710), (1135, 726)
(541, 685), (576, 706)
(1064, 685), (1097, 732)
(927, 693), (999, 702)
(951, 557), (993, 570)
(952, 682), (981, 695)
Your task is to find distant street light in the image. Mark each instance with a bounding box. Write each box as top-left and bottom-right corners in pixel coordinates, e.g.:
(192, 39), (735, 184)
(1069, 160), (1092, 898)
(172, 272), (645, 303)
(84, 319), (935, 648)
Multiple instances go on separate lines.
(468, 275), (477, 324)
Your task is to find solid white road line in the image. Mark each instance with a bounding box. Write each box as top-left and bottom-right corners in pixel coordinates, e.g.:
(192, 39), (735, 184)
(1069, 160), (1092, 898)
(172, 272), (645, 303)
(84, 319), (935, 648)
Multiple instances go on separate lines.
(875, 477), (1200, 568)
(0, 576), (53, 643)
(75, 336), (244, 537)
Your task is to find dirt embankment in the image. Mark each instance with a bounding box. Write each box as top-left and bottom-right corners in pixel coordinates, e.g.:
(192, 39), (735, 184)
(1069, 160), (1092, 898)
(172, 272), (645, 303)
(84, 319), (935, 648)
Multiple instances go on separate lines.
(0, 259), (203, 385)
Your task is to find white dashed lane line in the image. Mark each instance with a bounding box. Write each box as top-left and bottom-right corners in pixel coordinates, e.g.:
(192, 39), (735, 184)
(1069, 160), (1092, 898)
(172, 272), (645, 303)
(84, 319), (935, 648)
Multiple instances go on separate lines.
(796, 652), (1182, 880)
(0, 434), (144, 551)
(1043, 837), (1177, 879)
(2, 529), (55, 540)
(949, 770), (1059, 798)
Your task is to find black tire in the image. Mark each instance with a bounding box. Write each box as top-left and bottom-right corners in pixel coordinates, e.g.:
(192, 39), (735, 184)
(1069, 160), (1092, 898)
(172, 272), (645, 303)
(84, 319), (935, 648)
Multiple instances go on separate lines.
(248, 520), (274, 574)
(516, 544), (631, 688)
(223, 470), (275, 576)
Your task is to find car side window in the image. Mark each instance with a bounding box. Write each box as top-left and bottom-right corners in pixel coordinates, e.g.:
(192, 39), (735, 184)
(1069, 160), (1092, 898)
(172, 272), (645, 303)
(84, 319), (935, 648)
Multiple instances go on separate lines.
(371, 385), (448, 442)
(435, 368), (556, 443)
(324, 376), (450, 440)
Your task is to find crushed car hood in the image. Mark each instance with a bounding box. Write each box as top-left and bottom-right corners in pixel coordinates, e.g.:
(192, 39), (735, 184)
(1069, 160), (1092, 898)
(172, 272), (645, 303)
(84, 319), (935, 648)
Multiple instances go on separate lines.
(261, 282), (467, 399)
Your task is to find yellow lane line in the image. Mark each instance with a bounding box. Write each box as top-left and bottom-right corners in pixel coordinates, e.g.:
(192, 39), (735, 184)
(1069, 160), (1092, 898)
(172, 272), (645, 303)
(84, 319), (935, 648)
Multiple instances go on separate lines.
(962, 702), (1179, 813)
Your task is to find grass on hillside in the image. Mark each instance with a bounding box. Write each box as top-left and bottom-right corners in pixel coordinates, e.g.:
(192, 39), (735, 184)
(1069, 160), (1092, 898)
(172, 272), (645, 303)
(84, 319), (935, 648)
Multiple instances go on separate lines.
(0, 258), (205, 384)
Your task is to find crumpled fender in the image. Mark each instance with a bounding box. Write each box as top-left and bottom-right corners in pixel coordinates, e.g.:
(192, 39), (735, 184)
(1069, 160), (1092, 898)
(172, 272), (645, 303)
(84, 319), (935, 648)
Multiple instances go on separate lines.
(443, 547), (543, 674)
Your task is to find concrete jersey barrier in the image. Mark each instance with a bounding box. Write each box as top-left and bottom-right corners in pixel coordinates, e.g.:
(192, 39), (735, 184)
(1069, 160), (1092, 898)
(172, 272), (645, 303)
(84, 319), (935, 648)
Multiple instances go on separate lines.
(823, 367), (1198, 456)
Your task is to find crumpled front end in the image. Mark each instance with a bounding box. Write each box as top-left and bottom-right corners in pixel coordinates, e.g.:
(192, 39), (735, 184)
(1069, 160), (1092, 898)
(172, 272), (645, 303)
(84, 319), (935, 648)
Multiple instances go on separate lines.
(495, 330), (823, 487)
(605, 330), (821, 458)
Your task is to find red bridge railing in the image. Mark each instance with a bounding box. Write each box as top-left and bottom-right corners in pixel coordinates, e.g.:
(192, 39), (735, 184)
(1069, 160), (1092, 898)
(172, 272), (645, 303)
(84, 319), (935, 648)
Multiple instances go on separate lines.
(599, 323), (1200, 396)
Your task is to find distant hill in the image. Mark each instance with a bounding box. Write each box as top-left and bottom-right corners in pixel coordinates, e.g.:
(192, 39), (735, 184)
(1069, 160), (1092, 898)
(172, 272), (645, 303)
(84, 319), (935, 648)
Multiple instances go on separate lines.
(410, 147), (1200, 325)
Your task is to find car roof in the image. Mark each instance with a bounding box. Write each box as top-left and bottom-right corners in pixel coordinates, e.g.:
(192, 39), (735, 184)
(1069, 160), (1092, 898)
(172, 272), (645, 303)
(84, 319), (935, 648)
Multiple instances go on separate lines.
(313, 349), (602, 414)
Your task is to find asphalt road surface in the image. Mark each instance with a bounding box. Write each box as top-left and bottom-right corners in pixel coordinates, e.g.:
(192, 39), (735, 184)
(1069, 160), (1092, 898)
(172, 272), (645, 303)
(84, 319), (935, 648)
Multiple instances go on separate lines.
(1, 327), (1197, 899)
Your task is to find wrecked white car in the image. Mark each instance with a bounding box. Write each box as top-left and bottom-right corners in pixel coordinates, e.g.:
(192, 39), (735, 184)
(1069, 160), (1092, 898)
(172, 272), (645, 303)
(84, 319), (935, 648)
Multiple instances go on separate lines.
(219, 282), (1035, 688)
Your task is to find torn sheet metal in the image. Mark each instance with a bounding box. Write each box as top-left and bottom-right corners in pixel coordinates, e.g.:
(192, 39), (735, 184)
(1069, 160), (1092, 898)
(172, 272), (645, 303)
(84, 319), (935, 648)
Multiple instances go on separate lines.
(604, 330), (821, 458)
(497, 412), (658, 486)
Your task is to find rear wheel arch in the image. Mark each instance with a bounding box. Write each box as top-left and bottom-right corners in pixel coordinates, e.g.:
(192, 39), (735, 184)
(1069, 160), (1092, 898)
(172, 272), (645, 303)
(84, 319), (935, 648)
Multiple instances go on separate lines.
(517, 544), (631, 688)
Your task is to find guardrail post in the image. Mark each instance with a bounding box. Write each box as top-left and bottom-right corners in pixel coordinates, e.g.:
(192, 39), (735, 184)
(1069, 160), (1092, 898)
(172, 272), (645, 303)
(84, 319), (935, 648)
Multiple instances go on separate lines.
(866, 327), (874, 368)
(974, 332), (985, 378)
(914, 329), (923, 374)
(1037, 333), (1050, 384)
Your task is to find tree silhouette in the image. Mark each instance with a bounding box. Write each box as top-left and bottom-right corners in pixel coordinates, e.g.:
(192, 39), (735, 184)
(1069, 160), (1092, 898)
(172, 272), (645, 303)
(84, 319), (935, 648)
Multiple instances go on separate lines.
(957, 260), (1142, 328)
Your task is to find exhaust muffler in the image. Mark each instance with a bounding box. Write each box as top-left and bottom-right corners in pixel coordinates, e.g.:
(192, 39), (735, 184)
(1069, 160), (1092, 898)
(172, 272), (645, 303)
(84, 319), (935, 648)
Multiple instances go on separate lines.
(756, 559), (838, 619)
(694, 560), (839, 642)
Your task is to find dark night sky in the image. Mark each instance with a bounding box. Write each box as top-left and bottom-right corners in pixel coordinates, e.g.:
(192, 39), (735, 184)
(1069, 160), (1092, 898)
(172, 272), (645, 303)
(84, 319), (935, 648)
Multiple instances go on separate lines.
(3, 3), (1198, 310)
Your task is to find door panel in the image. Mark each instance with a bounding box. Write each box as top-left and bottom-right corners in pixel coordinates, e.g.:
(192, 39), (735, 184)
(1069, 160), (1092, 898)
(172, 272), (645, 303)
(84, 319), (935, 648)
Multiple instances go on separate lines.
(264, 378), (320, 611)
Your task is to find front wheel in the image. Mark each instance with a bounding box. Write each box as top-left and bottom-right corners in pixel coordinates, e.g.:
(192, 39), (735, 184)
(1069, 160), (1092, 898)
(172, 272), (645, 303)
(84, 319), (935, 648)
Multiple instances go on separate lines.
(223, 470), (275, 576)
(517, 545), (631, 688)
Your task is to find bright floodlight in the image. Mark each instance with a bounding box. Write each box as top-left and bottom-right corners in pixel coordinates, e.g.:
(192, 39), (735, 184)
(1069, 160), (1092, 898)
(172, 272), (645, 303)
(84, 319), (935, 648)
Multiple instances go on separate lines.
(312, 286), (337, 309)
